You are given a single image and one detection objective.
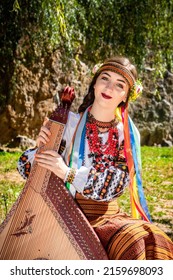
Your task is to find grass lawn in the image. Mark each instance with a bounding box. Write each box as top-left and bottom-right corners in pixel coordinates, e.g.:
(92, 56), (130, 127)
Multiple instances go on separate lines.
(0, 146), (173, 240)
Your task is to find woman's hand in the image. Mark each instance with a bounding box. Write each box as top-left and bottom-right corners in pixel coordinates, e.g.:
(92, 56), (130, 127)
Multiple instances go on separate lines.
(35, 150), (68, 181)
(36, 117), (51, 147)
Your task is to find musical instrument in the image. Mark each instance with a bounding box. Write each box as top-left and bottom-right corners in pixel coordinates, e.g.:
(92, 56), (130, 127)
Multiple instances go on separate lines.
(0, 87), (108, 260)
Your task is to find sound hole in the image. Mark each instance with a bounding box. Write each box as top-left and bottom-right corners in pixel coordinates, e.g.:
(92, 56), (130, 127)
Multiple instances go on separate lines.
(34, 249), (50, 260)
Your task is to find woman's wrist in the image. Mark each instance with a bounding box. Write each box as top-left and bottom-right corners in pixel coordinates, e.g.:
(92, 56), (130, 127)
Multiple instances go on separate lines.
(64, 167), (77, 184)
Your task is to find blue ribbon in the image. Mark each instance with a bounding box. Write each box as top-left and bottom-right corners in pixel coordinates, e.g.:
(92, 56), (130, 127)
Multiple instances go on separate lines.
(129, 118), (151, 221)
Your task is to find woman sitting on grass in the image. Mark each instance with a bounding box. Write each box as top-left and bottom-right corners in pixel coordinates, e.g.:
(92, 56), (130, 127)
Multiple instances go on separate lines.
(18, 56), (173, 259)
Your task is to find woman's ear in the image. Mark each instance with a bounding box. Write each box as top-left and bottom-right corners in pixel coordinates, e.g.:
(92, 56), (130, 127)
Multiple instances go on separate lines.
(122, 91), (127, 103)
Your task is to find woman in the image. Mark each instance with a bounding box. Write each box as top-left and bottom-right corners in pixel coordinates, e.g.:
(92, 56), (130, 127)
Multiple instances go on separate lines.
(18, 56), (173, 260)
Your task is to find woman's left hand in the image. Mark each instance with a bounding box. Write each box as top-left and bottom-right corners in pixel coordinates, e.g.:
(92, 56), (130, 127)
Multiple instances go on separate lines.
(34, 150), (68, 181)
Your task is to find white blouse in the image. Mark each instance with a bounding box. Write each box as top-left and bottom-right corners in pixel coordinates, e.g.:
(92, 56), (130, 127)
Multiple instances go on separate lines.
(17, 111), (130, 201)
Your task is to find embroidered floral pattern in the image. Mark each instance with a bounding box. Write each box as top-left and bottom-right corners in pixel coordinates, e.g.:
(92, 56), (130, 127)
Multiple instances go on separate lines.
(11, 209), (36, 237)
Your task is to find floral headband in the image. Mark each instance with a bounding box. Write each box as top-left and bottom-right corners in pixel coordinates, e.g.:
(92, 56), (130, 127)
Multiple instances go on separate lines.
(92, 62), (143, 101)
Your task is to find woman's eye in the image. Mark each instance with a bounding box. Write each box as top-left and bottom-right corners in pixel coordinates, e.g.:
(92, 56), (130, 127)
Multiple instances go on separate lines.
(116, 83), (123, 89)
(101, 76), (108, 81)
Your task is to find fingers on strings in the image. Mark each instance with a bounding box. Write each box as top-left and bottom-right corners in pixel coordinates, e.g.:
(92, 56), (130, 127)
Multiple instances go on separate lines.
(37, 126), (51, 145)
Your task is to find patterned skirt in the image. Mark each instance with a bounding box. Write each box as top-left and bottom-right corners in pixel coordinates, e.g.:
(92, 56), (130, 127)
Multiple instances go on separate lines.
(76, 193), (173, 260)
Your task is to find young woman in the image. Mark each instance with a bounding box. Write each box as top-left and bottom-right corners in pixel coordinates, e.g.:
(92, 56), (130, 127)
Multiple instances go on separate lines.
(18, 56), (173, 260)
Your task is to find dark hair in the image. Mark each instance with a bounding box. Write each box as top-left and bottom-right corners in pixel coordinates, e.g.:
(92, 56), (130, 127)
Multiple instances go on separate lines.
(78, 56), (137, 113)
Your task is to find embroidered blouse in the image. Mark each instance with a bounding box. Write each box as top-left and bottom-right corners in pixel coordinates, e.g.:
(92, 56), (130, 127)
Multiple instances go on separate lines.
(17, 111), (130, 201)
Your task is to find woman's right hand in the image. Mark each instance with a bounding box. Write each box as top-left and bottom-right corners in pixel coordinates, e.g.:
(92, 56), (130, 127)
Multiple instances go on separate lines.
(36, 117), (51, 147)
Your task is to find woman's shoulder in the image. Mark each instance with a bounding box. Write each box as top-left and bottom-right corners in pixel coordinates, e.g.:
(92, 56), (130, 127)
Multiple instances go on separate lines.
(67, 111), (80, 126)
(63, 111), (80, 140)
(68, 111), (80, 119)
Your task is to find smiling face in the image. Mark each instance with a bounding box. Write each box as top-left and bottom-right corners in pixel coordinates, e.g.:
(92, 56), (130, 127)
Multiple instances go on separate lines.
(93, 71), (129, 111)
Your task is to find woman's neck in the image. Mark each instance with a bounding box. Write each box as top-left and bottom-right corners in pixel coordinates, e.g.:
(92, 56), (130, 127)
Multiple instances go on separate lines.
(90, 105), (116, 122)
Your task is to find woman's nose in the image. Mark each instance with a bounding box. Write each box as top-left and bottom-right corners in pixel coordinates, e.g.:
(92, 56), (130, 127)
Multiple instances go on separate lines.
(105, 81), (114, 90)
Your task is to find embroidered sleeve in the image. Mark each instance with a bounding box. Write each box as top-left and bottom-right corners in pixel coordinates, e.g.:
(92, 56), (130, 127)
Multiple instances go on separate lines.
(71, 164), (129, 201)
(70, 166), (92, 193)
(17, 112), (80, 180)
(17, 148), (37, 179)
(83, 165), (129, 201)
(17, 138), (67, 179)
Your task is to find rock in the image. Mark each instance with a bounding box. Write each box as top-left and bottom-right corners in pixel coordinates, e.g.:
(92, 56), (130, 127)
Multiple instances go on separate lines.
(0, 51), (173, 147)
(161, 139), (173, 147)
(7, 136), (36, 150)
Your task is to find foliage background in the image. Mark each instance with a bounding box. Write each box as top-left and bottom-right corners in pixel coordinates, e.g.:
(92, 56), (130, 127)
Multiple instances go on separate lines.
(1, 0), (173, 111)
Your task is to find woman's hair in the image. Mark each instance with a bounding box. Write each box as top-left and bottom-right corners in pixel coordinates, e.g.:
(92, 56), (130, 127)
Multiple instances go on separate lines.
(78, 56), (138, 113)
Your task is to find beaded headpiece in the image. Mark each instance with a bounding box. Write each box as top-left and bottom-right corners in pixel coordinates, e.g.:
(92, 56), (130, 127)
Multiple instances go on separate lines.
(92, 62), (143, 102)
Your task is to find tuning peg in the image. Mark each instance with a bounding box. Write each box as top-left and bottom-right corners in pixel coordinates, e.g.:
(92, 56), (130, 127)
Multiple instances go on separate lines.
(61, 86), (75, 108)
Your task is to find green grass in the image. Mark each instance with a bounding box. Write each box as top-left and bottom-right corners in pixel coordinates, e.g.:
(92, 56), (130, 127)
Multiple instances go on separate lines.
(0, 151), (25, 222)
(0, 147), (173, 239)
(0, 151), (22, 172)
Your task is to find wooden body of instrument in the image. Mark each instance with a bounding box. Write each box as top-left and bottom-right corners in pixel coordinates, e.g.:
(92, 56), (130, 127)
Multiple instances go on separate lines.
(0, 88), (108, 260)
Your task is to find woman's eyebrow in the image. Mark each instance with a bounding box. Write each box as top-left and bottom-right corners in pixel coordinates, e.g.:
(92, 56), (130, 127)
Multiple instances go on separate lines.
(101, 72), (111, 77)
(117, 79), (126, 84)
(101, 72), (126, 84)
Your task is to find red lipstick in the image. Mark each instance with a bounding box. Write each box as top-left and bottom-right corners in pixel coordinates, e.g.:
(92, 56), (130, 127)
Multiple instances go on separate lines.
(101, 93), (112, 99)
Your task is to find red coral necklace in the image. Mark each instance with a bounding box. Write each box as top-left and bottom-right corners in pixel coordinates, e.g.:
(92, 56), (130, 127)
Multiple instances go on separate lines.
(86, 111), (119, 158)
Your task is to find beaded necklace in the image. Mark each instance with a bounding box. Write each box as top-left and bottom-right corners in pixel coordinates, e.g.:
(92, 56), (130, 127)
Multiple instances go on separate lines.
(86, 112), (119, 171)
(87, 112), (115, 129)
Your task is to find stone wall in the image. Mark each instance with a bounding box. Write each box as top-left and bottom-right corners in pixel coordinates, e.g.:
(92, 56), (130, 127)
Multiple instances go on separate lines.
(0, 51), (90, 147)
(129, 69), (173, 146)
(0, 52), (173, 148)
